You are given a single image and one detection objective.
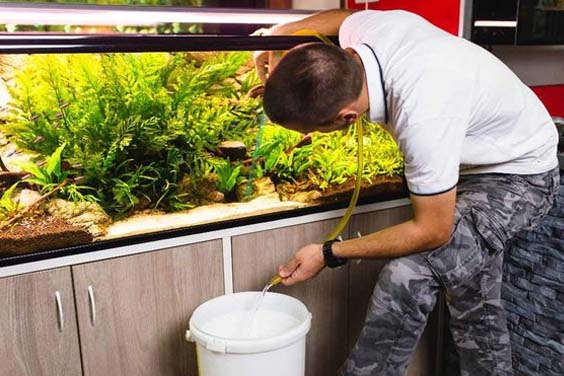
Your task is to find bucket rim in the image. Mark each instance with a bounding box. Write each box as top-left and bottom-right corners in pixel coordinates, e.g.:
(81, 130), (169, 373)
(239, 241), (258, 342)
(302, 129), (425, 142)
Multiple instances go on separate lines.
(188, 292), (312, 354)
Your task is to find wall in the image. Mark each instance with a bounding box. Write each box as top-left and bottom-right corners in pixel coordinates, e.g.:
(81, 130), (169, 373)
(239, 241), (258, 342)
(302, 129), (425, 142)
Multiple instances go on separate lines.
(293, 0), (340, 10)
(531, 86), (564, 118)
(346, 0), (460, 35)
(490, 45), (564, 117)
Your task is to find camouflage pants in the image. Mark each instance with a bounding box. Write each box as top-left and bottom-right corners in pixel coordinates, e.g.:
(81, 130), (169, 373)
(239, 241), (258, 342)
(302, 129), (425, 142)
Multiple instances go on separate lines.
(340, 168), (560, 376)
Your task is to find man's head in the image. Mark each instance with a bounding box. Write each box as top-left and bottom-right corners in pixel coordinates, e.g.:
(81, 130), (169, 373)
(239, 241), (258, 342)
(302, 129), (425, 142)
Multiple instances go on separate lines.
(263, 43), (365, 133)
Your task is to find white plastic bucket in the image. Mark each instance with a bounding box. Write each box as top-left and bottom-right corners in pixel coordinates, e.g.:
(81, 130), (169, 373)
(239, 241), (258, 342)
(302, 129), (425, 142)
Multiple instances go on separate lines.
(186, 291), (312, 376)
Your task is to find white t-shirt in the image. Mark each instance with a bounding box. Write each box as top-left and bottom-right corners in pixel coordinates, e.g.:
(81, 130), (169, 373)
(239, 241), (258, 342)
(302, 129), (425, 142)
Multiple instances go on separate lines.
(339, 10), (559, 195)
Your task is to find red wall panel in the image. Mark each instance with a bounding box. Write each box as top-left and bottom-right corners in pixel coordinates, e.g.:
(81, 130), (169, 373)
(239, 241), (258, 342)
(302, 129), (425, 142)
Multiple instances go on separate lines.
(346, 0), (460, 35)
(531, 85), (564, 117)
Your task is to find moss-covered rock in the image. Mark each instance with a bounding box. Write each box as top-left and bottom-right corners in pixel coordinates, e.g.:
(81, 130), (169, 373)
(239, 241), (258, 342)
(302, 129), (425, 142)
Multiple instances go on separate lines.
(46, 199), (112, 238)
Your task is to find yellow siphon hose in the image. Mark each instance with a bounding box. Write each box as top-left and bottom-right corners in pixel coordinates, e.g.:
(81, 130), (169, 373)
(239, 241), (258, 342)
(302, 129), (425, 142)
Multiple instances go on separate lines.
(290, 28), (335, 46)
(269, 120), (364, 287)
(268, 30), (365, 287)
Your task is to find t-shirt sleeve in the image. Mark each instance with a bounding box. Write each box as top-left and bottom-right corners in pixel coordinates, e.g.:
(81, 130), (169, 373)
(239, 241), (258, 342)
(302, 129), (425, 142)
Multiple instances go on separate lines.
(338, 11), (373, 48)
(397, 117), (466, 195)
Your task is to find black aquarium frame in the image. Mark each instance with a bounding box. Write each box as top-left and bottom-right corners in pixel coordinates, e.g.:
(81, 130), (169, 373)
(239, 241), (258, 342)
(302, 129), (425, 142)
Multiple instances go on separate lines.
(0, 34), (339, 54)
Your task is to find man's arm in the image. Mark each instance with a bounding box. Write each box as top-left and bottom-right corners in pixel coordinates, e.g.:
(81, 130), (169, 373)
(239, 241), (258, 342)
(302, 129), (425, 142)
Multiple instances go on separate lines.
(254, 9), (355, 82)
(278, 188), (457, 286)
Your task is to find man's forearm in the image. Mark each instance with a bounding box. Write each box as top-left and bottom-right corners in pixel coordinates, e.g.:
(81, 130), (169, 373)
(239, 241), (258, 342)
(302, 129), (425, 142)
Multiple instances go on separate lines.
(271, 9), (355, 36)
(332, 219), (450, 259)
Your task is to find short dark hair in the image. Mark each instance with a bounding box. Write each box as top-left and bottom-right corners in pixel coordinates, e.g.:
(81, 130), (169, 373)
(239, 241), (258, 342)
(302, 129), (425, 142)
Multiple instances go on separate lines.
(263, 43), (363, 129)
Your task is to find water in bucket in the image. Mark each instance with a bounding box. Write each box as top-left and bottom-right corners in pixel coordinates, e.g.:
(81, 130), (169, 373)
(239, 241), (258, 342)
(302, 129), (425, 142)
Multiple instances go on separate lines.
(201, 283), (295, 340)
(243, 281), (278, 337)
(187, 291), (311, 376)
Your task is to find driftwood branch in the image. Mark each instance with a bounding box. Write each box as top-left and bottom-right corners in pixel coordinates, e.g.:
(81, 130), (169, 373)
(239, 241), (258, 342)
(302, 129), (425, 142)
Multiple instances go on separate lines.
(0, 179), (68, 231)
(0, 156), (8, 172)
(0, 171), (29, 188)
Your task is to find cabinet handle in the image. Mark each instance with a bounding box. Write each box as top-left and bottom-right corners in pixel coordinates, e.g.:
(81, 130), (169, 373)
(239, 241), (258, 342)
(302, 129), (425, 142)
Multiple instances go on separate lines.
(355, 232), (363, 265)
(87, 285), (96, 326)
(55, 291), (64, 332)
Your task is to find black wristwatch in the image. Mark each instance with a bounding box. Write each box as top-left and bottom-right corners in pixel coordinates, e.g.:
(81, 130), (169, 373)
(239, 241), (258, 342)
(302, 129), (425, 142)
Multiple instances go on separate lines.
(322, 239), (348, 268)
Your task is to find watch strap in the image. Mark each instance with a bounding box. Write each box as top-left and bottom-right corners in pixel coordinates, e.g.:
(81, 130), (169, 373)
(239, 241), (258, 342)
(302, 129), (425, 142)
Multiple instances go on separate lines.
(322, 239), (348, 268)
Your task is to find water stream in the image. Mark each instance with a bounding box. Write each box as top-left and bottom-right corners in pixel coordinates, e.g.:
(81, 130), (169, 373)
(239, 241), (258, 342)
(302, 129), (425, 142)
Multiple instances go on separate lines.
(245, 282), (275, 337)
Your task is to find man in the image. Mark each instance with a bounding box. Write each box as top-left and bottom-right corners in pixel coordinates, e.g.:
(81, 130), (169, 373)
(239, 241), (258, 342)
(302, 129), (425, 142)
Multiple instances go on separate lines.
(255, 8), (560, 376)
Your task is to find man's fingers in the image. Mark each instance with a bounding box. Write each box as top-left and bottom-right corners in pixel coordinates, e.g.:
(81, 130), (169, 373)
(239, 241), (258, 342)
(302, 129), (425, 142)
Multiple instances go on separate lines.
(253, 50), (269, 83)
(268, 51), (283, 75)
(282, 266), (309, 286)
(279, 257), (300, 278)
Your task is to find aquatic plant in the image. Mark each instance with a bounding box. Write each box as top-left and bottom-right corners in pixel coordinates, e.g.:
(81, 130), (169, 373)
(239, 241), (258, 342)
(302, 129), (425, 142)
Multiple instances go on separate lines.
(0, 183), (20, 221)
(213, 161), (242, 196)
(16, 143), (96, 203)
(2, 51), (403, 219)
(17, 144), (68, 193)
(2, 52), (262, 217)
(254, 118), (403, 191)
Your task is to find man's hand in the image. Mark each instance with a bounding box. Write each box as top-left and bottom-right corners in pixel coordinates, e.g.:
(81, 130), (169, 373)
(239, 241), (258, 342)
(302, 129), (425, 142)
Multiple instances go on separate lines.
(278, 243), (326, 286)
(252, 25), (284, 83)
(253, 50), (283, 83)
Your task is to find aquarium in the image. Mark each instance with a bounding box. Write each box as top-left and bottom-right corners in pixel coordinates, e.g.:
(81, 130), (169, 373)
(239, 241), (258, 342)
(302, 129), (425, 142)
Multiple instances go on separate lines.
(0, 13), (405, 264)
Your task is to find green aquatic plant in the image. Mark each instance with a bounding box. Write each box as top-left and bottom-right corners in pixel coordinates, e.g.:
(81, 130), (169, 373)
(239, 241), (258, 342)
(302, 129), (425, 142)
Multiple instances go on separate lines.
(3, 52), (262, 217)
(254, 118), (403, 191)
(17, 144), (68, 193)
(213, 161), (242, 196)
(2, 51), (402, 219)
(0, 183), (20, 221)
(16, 143), (96, 203)
(252, 125), (304, 181)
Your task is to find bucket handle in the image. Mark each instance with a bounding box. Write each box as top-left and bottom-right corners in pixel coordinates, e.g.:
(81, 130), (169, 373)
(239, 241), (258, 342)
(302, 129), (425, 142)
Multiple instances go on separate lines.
(185, 330), (193, 342)
(185, 330), (227, 353)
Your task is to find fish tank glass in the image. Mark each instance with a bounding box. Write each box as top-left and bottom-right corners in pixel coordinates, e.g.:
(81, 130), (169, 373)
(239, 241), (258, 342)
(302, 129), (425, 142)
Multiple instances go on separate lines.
(0, 6), (405, 264)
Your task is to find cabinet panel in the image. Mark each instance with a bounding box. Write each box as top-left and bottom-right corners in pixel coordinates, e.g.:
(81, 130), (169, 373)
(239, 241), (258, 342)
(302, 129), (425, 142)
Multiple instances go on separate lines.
(73, 240), (223, 376)
(349, 206), (439, 376)
(232, 219), (349, 376)
(0, 268), (82, 376)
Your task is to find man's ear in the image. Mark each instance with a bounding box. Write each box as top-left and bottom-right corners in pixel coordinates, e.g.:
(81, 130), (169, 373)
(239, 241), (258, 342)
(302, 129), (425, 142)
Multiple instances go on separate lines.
(336, 109), (359, 125)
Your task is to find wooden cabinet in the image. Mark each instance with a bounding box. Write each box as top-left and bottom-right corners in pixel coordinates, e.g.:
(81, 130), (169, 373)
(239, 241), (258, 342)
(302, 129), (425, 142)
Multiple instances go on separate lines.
(231, 218), (350, 376)
(72, 240), (224, 376)
(349, 206), (440, 376)
(0, 204), (442, 376)
(0, 267), (82, 376)
(0, 240), (223, 376)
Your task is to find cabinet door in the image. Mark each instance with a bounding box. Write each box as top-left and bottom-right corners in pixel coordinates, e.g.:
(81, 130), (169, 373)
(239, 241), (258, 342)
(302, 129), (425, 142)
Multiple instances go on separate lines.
(0, 268), (82, 376)
(231, 219), (350, 376)
(72, 240), (223, 376)
(349, 206), (440, 376)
